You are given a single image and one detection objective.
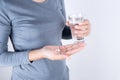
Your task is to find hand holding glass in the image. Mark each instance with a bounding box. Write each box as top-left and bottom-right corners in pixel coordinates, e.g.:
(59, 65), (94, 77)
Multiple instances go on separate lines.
(68, 14), (85, 42)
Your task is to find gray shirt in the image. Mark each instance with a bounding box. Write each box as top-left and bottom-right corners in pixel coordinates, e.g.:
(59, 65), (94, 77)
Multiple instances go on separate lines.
(0, 0), (70, 80)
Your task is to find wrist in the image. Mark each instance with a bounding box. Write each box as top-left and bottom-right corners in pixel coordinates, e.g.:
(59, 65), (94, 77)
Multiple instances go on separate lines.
(29, 49), (45, 61)
(39, 48), (49, 59)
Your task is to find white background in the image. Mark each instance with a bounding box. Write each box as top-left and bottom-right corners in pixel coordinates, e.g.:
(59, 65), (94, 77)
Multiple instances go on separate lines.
(0, 0), (120, 80)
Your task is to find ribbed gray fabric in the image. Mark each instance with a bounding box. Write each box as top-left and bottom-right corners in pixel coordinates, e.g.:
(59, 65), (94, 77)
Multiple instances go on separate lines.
(0, 0), (69, 80)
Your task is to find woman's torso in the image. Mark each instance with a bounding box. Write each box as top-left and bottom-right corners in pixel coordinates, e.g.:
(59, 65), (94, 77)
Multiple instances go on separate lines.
(3, 0), (69, 80)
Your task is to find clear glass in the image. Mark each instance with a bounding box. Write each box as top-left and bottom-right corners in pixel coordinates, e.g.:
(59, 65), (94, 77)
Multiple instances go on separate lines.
(68, 14), (85, 42)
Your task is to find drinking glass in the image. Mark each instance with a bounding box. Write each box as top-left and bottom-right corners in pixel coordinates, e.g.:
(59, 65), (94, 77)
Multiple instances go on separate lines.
(68, 14), (85, 42)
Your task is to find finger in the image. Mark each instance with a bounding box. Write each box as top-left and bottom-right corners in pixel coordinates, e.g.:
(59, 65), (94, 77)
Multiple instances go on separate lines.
(77, 42), (86, 46)
(59, 46), (66, 51)
(72, 31), (88, 38)
(59, 44), (78, 55)
(83, 30), (90, 37)
(52, 55), (68, 60)
(84, 33), (89, 37)
(63, 44), (74, 48)
(74, 25), (89, 30)
(59, 46), (67, 54)
(79, 19), (90, 26)
(63, 42), (84, 49)
(78, 21), (91, 33)
(74, 26), (90, 35)
(66, 42), (85, 55)
(64, 42), (80, 49)
(65, 42), (85, 53)
(74, 42), (85, 48)
(61, 44), (75, 52)
(66, 46), (85, 56)
(74, 30), (88, 34)
(66, 21), (71, 26)
(78, 31), (90, 37)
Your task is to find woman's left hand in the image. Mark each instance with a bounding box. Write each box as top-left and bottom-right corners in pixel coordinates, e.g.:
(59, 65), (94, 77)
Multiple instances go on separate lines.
(66, 19), (91, 38)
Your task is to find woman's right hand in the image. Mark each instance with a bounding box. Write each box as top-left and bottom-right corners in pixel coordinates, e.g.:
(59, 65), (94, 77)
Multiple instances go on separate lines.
(29, 42), (85, 61)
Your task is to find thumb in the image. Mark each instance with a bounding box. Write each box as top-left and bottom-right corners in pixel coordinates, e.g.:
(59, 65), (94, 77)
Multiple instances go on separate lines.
(66, 21), (71, 27)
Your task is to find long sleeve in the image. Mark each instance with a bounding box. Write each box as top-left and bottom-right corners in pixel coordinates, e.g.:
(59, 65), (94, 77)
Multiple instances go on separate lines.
(61, 0), (72, 39)
(0, 0), (70, 79)
(0, 1), (30, 66)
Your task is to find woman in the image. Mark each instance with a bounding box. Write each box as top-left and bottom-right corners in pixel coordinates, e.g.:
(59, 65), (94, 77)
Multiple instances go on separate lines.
(0, 0), (90, 80)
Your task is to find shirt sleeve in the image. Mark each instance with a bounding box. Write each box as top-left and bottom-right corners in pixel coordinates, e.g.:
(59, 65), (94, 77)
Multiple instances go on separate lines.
(61, 0), (72, 39)
(0, 1), (31, 66)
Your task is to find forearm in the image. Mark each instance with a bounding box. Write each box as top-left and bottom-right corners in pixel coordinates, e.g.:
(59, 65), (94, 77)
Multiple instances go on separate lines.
(0, 50), (31, 66)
